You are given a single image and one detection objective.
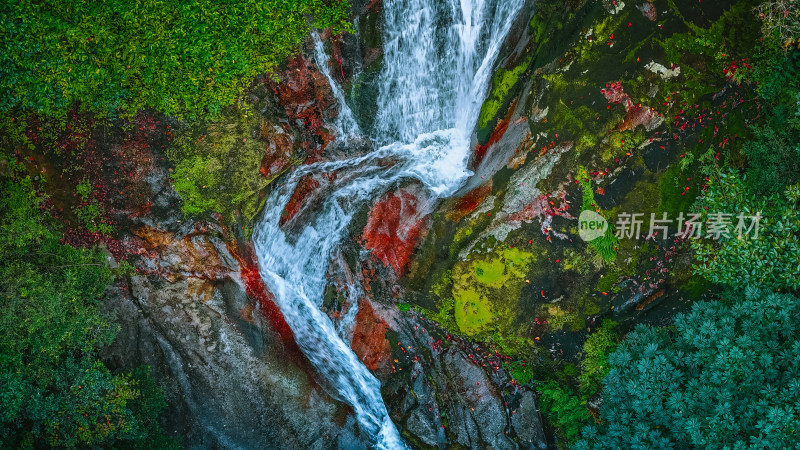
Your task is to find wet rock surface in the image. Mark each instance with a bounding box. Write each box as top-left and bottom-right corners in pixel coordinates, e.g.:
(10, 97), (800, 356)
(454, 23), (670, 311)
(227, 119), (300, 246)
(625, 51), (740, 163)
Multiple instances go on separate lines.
(100, 153), (368, 447)
(375, 309), (547, 450)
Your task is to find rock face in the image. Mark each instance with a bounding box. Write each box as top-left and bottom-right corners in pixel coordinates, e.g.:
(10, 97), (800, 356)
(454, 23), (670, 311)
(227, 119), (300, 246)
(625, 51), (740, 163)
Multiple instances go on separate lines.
(105, 274), (364, 448)
(101, 166), (368, 447)
(376, 308), (548, 449)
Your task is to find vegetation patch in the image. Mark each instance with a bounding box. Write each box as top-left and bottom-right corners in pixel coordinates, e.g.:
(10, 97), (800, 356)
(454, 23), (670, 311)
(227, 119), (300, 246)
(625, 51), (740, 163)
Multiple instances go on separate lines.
(478, 59), (530, 130)
(0, 0), (351, 120)
(167, 103), (288, 233)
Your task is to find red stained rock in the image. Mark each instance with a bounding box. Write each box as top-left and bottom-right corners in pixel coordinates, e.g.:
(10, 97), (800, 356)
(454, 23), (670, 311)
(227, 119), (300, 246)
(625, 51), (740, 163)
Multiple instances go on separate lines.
(239, 263), (297, 347)
(601, 81), (633, 109)
(602, 82), (663, 132)
(228, 242), (305, 358)
(362, 185), (429, 277)
(473, 99), (517, 169)
(259, 121), (295, 180)
(350, 299), (392, 375)
(269, 53), (335, 157)
(507, 188), (572, 238)
(280, 172), (336, 226)
(134, 226), (236, 281)
(617, 104), (663, 132)
(446, 182), (492, 222)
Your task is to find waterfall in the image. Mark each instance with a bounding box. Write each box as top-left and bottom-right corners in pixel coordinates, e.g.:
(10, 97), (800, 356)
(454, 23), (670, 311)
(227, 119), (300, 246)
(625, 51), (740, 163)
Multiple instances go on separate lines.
(252, 1), (525, 448)
(311, 31), (361, 137)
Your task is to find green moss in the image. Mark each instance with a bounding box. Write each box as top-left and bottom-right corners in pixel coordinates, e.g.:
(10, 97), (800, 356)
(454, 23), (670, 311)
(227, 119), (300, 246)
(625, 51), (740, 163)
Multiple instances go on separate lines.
(492, 333), (535, 357)
(530, 14), (548, 45)
(449, 211), (491, 258)
(576, 134), (598, 155)
(168, 103), (287, 235)
(417, 297), (458, 332)
(428, 245), (537, 337)
(562, 248), (594, 275)
(431, 269), (452, 298)
(473, 257), (507, 287)
(454, 288), (494, 335)
(574, 14), (625, 64)
(545, 305), (581, 331)
(503, 246), (534, 268)
(595, 268), (621, 293)
(478, 59), (530, 130)
(659, 162), (697, 215)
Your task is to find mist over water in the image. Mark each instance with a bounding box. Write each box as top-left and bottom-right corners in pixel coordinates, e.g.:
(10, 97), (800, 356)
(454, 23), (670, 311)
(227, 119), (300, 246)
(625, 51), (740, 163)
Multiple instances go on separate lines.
(252, 1), (525, 447)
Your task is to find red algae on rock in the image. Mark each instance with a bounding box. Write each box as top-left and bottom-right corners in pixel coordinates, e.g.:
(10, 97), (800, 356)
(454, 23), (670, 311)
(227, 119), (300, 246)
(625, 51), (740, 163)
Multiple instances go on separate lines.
(362, 185), (430, 277)
(473, 99), (518, 169)
(279, 172), (337, 226)
(350, 299), (392, 375)
(446, 182), (493, 222)
(239, 263), (298, 348)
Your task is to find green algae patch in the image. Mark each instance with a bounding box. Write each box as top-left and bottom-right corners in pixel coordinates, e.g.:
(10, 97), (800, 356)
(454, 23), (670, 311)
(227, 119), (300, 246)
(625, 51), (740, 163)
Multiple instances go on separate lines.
(473, 257), (507, 287)
(542, 297), (603, 332)
(454, 288), (494, 335)
(478, 59), (530, 130)
(448, 246), (537, 336)
(472, 247), (534, 287)
(503, 247), (535, 277)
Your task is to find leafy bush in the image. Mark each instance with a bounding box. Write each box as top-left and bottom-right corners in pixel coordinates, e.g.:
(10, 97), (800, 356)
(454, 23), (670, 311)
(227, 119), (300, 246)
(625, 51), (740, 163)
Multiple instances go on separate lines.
(0, 167), (169, 447)
(691, 169), (800, 291)
(578, 320), (618, 394)
(577, 166), (618, 264)
(742, 47), (800, 195)
(0, 0), (350, 120)
(576, 289), (800, 449)
(534, 321), (618, 446)
(537, 381), (593, 444)
(756, 0), (800, 47)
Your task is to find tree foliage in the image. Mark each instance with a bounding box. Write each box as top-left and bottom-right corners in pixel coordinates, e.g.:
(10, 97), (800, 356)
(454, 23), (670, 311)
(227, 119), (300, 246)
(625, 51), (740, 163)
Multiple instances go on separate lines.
(745, 47), (800, 195)
(0, 165), (169, 447)
(0, 0), (351, 120)
(577, 289), (800, 449)
(756, 0), (800, 47)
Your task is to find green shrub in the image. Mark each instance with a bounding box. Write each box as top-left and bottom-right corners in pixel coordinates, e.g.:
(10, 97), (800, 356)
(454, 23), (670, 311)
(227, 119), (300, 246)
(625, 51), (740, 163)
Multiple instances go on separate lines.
(536, 381), (593, 444)
(691, 170), (800, 291)
(578, 320), (618, 394)
(533, 321), (619, 447)
(0, 0), (351, 120)
(576, 289), (800, 449)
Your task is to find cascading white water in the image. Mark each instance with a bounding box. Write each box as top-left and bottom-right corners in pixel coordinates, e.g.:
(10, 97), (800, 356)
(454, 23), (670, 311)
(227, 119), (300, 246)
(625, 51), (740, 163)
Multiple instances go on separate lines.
(252, 1), (524, 448)
(311, 31), (361, 137)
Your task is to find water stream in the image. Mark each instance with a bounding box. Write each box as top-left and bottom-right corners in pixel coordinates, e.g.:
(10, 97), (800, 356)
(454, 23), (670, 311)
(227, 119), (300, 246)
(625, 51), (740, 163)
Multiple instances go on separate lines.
(252, 1), (525, 447)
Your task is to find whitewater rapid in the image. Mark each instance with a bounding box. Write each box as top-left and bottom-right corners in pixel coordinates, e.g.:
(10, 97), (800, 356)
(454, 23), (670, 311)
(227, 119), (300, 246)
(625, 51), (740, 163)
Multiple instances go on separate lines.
(252, 1), (525, 448)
